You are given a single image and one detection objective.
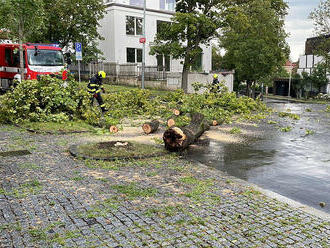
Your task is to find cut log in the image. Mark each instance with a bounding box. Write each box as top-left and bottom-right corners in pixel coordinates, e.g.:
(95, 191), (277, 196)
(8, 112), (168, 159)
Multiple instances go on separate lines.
(163, 113), (210, 152)
(167, 113), (190, 127)
(212, 120), (218, 126)
(210, 119), (225, 126)
(109, 125), (119, 133)
(167, 117), (176, 128)
(172, 108), (181, 116)
(142, 120), (160, 134)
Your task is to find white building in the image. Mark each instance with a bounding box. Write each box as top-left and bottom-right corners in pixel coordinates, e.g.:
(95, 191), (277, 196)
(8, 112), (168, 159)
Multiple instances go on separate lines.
(297, 36), (330, 93)
(98, 0), (212, 73)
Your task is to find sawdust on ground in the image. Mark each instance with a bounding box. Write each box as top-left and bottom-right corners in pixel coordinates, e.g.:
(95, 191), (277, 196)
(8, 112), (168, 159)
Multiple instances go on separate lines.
(81, 121), (255, 146)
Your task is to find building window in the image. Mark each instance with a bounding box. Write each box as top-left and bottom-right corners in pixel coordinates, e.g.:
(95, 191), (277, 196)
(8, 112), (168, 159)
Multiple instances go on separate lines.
(157, 55), (170, 71)
(157, 20), (171, 34)
(160, 0), (176, 11)
(137, 49), (142, 63)
(126, 16), (143, 35)
(130, 0), (143, 7)
(127, 48), (143, 63)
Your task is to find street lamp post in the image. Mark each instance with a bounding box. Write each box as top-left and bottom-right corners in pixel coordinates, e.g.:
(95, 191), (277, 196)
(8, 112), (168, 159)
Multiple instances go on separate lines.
(142, 0), (146, 89)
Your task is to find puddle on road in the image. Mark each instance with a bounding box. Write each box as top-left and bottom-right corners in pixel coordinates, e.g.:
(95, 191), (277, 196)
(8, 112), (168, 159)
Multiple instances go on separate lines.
(186, 99), (330, 213)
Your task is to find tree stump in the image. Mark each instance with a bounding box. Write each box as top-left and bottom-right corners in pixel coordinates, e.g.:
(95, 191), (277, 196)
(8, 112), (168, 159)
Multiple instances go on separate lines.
(163, 113), (210, 152)
(142, 120), (160, 134)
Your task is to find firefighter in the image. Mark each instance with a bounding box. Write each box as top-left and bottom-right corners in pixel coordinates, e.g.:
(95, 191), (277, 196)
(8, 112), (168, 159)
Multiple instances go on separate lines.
(211, 74), (220, 93)
(88, 71), (107, 112)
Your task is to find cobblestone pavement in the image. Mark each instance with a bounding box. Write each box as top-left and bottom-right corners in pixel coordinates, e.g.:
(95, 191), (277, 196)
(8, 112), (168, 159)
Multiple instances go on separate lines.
(0, 125), (329, 248)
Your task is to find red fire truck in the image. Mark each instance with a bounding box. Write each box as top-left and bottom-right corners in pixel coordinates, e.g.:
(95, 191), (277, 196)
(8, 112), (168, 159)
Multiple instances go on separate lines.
(0, 42), (67, 91)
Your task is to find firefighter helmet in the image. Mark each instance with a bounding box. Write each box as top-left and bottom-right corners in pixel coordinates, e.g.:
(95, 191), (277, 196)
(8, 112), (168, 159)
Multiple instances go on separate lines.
(213, 74), (218, 79)
(98, 71), (106, 79)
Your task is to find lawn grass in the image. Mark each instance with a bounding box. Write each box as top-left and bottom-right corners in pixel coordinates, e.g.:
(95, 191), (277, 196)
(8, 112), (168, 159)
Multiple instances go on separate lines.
(77, 141), (165, 159)
(80, 81), (171, 97)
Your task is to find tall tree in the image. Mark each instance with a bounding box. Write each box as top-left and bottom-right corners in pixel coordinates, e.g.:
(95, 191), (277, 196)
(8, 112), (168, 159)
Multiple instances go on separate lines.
(310, 62), (328, 93)
(310, 0), (330, 34)
(220, 0), (289, 97)
(0, 0), (44, 79)
(150, 0), (224, 93)
(30, 0), (106, 62)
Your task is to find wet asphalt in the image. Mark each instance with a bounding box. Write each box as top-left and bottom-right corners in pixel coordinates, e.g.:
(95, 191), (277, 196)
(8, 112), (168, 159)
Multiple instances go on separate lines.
(186, 98), (330, 214)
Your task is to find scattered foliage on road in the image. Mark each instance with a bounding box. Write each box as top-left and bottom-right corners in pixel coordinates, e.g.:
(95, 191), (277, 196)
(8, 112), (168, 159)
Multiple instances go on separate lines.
(0, 77), (268, 129)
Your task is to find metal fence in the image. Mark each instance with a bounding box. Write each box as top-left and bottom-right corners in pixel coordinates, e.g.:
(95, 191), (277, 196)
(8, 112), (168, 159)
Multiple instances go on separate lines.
(138, 66), (167, 80)
(68, 62), (167, 80)
(119, 64), (138, 77)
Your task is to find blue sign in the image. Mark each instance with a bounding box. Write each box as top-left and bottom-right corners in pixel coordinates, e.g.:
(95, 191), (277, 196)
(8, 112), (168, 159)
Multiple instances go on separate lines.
(75, 42), (82, 52)
(75, 42), (82, 61)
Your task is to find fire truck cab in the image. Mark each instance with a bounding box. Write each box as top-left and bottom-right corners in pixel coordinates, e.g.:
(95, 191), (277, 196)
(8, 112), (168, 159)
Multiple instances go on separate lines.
(0, 42), (66, 91)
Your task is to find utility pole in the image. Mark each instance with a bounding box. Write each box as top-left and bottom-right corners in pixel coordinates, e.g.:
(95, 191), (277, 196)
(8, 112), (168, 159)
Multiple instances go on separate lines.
(142, 0), (146, 89)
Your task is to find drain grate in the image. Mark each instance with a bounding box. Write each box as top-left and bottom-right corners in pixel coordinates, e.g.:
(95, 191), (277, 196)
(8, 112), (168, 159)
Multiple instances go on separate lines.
(0, 150), (31, 157)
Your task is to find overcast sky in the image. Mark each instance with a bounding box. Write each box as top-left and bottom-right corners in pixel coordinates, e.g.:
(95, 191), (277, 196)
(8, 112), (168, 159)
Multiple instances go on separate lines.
(285, 0), (321, 61)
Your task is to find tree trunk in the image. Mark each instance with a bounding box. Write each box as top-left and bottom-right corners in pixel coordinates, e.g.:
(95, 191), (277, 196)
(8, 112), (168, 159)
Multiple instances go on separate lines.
(163, 113), (210, 152)
(182, 65), (189, 94)
(19, 19), (24, 81)
(142, 120), (160, 134)
(252, 81), (256, 99)
(246, 80), (250, 97)
(246, 81), (254, 98)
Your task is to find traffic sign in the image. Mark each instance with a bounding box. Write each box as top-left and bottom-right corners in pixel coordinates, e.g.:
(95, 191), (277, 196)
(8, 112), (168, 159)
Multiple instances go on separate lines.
(75, 42), (82, 61)
(139, 37), (146, 44)
(75, 42), (82, 52)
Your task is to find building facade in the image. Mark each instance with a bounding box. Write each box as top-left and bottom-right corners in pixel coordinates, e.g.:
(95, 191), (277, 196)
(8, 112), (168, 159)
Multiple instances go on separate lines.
(297, 36), (330, 93)
(98, 0), (212, 73)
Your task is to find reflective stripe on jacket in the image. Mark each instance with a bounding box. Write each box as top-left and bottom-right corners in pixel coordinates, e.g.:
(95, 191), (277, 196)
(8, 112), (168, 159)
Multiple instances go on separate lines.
(87, 74), (103, 94)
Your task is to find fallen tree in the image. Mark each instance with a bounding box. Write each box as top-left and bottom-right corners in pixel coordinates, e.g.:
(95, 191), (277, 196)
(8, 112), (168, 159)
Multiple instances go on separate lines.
(163, 113), (209, 152)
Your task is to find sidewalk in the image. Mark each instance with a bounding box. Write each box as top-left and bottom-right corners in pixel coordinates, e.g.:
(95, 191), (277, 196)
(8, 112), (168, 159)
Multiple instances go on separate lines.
(0, 125), (329, 248)
(264, 95), (327, 104)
